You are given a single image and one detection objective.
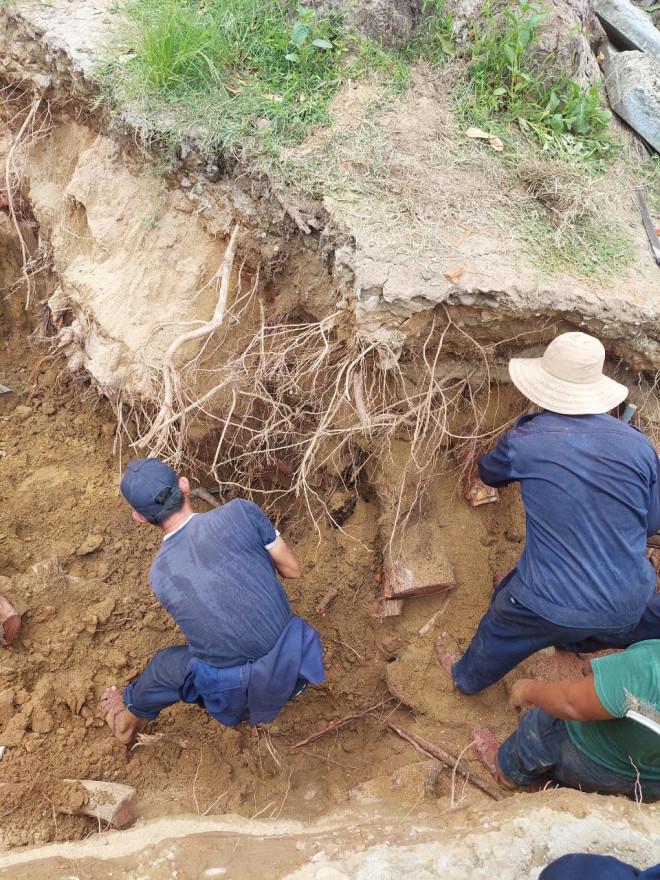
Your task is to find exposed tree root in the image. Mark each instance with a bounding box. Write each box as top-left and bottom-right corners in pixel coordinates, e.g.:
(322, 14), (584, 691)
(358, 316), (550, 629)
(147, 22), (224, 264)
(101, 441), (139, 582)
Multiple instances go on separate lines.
(136, 224), (240, 453)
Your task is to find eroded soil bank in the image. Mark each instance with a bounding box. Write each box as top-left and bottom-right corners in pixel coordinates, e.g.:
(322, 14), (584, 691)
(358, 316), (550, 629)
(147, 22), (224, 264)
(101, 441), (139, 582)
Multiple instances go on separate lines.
(3, 295), (657, 857)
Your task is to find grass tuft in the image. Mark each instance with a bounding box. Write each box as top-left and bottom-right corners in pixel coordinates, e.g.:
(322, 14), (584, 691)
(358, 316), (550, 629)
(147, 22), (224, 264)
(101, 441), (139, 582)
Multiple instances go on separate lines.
(97, 0), (406, 161)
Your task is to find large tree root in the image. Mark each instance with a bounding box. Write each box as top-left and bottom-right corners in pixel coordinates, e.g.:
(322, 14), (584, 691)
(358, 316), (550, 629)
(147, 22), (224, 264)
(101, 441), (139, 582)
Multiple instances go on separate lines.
(136, 224), (240, 452)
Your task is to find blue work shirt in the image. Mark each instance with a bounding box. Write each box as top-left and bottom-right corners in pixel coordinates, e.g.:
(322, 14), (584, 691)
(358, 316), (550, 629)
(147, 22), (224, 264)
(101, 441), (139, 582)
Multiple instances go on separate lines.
(478, 411), (660, 628)
(149, 499), (293, 667)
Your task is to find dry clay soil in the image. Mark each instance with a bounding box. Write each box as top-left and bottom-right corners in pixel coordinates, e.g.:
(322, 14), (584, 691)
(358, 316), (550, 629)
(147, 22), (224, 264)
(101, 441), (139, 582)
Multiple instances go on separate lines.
(0, 318), (624, 850)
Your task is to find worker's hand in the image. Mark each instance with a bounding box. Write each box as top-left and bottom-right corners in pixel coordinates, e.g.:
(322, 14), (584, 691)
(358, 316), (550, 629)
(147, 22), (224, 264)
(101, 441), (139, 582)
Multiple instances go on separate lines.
(509, 679), (534, 714)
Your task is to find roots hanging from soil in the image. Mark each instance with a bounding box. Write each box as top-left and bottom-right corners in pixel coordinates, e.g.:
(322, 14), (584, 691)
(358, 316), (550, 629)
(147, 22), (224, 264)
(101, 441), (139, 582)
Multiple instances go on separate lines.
(120, 282), (504, 530)
(0, 88), (54, 310)
(134, 224), (241, 455)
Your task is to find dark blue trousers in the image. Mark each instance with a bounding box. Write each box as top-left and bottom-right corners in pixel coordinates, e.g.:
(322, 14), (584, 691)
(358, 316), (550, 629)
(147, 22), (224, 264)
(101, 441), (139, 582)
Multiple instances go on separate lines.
(123, 644), (307, 726)
(451, 571), (656, 695)
(541, 855), (660, 880)
(122, 646), (222, 720)
(497, 708), (660, 801)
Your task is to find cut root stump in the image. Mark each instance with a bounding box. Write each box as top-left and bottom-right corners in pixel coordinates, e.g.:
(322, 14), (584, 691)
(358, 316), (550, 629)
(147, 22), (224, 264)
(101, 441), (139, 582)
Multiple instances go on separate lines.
(316, 586), (339, 616)
(0, 594), (21, 645)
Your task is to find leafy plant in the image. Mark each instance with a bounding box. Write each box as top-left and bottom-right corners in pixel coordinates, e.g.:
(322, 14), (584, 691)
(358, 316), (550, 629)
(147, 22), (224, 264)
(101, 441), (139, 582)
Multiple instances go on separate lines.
(455, 0), (619, 162)
(285, 5), (335, 70)
(409, 0), (456, 63)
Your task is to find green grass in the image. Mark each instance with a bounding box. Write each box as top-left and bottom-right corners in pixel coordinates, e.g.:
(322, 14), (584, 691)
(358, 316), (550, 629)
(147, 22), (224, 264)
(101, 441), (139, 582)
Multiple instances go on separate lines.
(97, 0), (406, 162)
(515, 210), (636, 278)
(99, 0), (620, 168)
(412, 0), (620, 166)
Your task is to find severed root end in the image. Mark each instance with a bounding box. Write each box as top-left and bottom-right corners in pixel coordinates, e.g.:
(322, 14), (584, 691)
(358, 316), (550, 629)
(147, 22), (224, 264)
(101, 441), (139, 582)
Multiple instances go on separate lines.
(0, 594), (21, 645)
(464, 476), (499, 507)
(2, 614), (21, 645)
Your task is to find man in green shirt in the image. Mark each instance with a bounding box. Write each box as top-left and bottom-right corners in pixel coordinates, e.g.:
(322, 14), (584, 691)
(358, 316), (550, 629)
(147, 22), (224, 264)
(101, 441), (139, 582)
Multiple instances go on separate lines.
(471, 640), (660, 801)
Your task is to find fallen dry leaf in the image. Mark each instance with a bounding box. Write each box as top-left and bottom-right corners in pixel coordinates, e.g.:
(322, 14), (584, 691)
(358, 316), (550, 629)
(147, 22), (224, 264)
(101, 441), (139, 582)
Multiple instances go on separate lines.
(465, 127), (490, 140)
(265, 93), (283, 102)
(596, 51), (604, 62)
(444, 266), (466, 284)
(465, 127), (504, 151)
(655, 226), (660, 237)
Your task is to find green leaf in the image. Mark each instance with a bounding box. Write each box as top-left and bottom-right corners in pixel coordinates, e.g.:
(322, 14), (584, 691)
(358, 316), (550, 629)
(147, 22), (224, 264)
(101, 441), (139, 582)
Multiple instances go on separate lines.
(503, 44), (517, 65)
(439, 36), (456, 55)
(493, 87), (507, 95)
(285, 52), (300, 62)
(311, 38), (333, 49)
(292, 21), (309, 46)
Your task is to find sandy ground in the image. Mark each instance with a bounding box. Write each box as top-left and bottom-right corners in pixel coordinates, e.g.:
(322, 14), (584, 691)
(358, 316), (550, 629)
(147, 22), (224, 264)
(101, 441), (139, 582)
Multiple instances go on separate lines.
(0, 314), (615, 850)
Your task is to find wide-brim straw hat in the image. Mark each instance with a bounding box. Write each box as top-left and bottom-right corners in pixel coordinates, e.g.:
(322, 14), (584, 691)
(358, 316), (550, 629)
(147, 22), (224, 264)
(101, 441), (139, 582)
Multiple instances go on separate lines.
(508, 332), (628, 415)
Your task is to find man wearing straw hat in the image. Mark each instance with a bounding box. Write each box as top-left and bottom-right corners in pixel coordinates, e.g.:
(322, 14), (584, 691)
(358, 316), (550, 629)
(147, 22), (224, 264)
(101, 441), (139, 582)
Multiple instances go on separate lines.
(437, 331), (660, 695)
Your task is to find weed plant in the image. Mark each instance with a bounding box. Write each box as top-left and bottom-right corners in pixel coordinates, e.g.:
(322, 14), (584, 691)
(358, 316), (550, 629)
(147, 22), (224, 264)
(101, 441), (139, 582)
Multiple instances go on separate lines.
(98, 0), (405, 161)
(415, 0), (619, 165)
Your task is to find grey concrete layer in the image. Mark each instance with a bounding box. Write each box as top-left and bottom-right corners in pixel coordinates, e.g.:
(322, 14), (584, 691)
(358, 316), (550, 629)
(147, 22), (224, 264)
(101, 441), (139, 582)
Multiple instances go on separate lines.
(595, 0), (660, 55)
(0, 792), (659, 880)
(602, 47), (660, 153)
(0, 0), (111, 94)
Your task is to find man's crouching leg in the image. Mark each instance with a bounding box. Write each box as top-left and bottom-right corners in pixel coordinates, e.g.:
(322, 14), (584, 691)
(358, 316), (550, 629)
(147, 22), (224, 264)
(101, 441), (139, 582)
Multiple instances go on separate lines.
(495, 708), (569, 789)
(101, 645), (192, 745)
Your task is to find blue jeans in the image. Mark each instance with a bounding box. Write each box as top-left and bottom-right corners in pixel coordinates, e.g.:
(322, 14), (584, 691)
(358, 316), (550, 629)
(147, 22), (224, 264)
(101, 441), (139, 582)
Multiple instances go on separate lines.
(451, 572), (639, 695)
(540, 855), (660, 880)
(123, 645), (306, 726)
(558, 592), (660, 653)
(497, 708), (660, 802)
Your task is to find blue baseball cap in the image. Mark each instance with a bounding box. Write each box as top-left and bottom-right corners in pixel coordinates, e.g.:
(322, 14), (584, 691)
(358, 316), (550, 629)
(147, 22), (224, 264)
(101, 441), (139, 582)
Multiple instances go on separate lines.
(120, 459), (179, 518)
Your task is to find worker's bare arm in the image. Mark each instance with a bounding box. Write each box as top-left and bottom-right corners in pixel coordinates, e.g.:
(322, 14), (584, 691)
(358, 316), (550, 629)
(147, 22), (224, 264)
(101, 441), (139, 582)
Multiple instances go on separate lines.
(268, 536), (302, 579)
(509, 675), (615, 722)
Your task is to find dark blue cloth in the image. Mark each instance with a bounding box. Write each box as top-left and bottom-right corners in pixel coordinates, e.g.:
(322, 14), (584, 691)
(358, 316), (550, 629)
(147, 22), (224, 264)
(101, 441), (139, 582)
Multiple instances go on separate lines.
(540, 855), (660, 880)
(245, 615), (324, 724)
(149, 499), (293, 668)
(451, 572), (635, 694)
(559, 592), (660, 653)
(497, 708), (660, 801)
(123, 616), (324, 726)
(479, 412), (660, 628)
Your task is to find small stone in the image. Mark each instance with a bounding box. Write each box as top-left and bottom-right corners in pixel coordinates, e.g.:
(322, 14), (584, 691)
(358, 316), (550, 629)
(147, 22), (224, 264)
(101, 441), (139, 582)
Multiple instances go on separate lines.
(76, 534), (104, 556)
(12, 405), (31, 422)
(40, 400), (57, 416)
(505, 527), (525, 544)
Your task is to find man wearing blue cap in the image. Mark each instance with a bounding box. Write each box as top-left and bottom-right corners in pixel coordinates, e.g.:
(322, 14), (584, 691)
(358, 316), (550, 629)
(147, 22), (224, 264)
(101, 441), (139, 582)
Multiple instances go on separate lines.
(101, 458), (324, 744)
